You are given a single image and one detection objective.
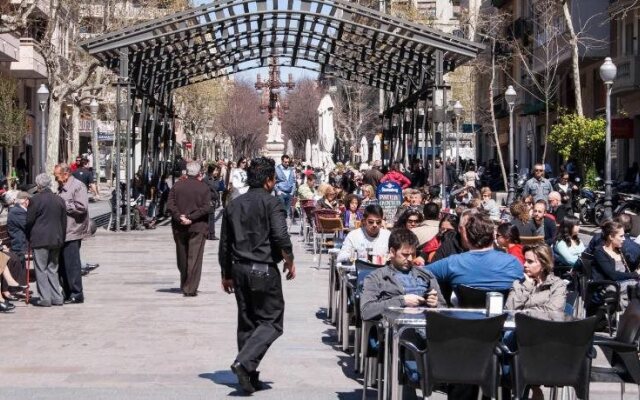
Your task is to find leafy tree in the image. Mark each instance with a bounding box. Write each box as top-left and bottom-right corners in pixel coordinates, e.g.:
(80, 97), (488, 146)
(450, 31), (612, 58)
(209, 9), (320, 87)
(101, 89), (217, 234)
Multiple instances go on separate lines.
(0, 74), (27, 183)
(548, 113), (605, 173)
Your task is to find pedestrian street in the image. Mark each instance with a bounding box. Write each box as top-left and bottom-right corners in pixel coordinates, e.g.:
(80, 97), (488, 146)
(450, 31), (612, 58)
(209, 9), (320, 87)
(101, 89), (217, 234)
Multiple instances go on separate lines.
(0, 218), (637, 399)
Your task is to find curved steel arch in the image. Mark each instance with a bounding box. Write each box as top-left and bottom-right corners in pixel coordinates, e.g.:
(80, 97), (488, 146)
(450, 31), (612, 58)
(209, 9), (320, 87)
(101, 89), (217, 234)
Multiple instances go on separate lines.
(81, 0), (482, 105)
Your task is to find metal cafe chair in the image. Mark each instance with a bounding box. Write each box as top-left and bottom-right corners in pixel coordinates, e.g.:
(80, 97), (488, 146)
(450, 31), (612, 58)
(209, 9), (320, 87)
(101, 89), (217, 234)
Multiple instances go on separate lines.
(399, 311), (507, 400)
(351, 259), (384, 373)
(454, 284), (510, 309)
(506, 313), (598, 400)
(580, 252), (621, 336)
(591, 289), (640, 399)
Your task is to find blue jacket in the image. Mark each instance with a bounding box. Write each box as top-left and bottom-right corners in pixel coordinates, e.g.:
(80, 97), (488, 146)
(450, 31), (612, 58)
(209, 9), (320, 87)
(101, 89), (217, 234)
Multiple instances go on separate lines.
(275, 164), (296, 194)
(7, 206), (27, 254)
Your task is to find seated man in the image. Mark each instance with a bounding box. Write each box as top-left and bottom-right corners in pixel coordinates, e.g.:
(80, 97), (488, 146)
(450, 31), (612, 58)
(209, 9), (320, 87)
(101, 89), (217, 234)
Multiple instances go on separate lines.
(361, 228), (446, 321)
(548, 191), (571, 224)
(337, 204), (391, 264)
(526, 200), (557, 245)
(427, 211), (523, 291)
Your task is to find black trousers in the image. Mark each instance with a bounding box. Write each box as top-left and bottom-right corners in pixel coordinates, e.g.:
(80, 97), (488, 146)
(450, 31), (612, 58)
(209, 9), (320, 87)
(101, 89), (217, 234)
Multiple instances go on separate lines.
(232, 262), (284, 373)
(59, 240), (83, 300)
(207, 211), (217, 239)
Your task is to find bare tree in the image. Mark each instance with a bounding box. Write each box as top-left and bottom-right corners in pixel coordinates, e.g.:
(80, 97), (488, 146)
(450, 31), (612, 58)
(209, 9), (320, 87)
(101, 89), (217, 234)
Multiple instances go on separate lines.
(465, 5), (510, 190)
(332, 80), (379, 162)
(0, 74), (27, 182)
(216, 81), (266, 158)
(174, 80), (227, 161)
(281, 78), (322, 156)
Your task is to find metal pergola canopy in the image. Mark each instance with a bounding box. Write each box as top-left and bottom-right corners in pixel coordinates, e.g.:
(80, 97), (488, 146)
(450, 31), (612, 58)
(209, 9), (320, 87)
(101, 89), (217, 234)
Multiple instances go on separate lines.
(80, 0), (483, 106)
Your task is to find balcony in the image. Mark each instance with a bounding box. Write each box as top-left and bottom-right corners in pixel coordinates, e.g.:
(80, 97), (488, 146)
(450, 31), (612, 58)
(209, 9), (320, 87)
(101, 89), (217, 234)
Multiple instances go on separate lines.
(9, 38), (47, 79)
(0, 33), (20, 62)
(9, 0), (51, 17)
(612, 55), (640, 96)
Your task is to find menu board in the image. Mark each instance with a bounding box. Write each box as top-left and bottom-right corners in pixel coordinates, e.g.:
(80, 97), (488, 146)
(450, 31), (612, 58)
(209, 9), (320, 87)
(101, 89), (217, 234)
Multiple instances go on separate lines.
(376, 181), (403, 223)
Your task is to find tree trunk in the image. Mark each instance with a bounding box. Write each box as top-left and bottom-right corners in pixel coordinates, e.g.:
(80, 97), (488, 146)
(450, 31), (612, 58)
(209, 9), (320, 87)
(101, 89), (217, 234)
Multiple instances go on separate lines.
(489, 40), (509, 191)
(6, 151), (13, 189)
(542, 102), (550, 163)
(71, 102), (80, 162)
(46, 97), (63, 178)
(562, 0), (583, 117)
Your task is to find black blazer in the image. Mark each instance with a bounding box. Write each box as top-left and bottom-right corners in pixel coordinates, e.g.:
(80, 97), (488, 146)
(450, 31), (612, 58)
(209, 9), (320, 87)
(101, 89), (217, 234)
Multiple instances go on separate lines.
(7, 206), (27, 254)
(26, 188), (67, 249)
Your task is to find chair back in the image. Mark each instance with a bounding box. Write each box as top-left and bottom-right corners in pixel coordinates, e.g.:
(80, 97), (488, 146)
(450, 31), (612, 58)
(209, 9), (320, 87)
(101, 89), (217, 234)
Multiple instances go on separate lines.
(512, 313), (598, 398)
(354, 259), (383, 293)
(580, 252), (595, 281)
(454, 284), (510, 309)
(615, 292), (640, 345)
(520, 235), (545, 245)
(300, 199), (316, 208)
(565, 290), (580, 316)
(424, 311), (507, 397)
(316, 216), (344, 234)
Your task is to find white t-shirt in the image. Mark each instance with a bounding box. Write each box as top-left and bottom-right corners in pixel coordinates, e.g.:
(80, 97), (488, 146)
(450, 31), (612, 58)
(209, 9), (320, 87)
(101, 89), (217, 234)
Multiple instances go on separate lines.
(337, 228), (391, 263)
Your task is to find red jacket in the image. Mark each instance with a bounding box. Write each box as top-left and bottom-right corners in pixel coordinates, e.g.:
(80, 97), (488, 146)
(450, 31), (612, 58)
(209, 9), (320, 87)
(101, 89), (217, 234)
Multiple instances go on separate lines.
(380, 170), (411, 189)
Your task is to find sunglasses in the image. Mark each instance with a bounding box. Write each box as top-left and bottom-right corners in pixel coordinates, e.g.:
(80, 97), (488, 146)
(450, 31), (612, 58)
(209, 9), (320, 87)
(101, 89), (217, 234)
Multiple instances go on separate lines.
(534, 169), (543, 172)
(407, 218), (420, 223)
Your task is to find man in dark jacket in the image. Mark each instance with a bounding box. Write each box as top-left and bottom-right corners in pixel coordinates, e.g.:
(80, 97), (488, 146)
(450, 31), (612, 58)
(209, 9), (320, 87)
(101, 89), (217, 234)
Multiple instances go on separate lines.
(167, 161), (210, 296)
(26, 173), (67, 307)
(219, 156), (296, 394)
(7, 191), (29, 264)
(526, 200), (557, 245)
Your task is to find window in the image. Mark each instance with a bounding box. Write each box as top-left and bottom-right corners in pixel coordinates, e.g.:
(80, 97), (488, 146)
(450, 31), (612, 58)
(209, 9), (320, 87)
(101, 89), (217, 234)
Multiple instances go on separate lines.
(24, 86), (32, 112)
(625, 23), (634, 55)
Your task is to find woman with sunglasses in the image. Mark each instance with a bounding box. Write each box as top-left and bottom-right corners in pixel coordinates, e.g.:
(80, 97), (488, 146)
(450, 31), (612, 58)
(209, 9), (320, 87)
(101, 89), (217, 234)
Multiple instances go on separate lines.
(229, 157), (249, 201)
(394, 209), (424, 230)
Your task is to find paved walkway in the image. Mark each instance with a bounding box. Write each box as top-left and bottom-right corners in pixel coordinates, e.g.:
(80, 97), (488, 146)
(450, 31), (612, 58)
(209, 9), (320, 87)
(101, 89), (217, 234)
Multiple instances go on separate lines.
(0, 217), (634, 399)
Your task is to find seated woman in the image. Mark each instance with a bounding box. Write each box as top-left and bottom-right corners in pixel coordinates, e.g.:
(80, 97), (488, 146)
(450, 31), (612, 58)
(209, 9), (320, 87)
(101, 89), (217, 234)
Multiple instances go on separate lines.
(505, 244), (567, 312)
(509, 200), (536, 237)
(342, 194), (363, 229)
(496, 222), (524, 265)
(359, 184), (377, 208)
(505, 244), (566, 400)
(394, 209), (424, 231)
(593, 220), (639, 308)
(553, 216), (585, 267)
(315, 183), (339, 211)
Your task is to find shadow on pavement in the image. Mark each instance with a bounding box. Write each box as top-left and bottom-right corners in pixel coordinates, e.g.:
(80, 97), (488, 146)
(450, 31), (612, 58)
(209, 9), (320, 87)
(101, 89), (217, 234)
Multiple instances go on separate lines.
(156, 288), (182, 294)
(199, 371), (273, 397)
(337, 389), (367, 399)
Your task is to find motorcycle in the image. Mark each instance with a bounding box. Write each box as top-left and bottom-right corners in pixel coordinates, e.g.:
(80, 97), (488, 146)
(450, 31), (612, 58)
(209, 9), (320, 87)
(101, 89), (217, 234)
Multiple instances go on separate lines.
(579, 178), (604, 225)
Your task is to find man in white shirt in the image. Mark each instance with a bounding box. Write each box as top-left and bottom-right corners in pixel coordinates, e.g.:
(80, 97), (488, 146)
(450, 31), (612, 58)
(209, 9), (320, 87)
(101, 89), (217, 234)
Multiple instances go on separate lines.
(337, 204), (391, 263)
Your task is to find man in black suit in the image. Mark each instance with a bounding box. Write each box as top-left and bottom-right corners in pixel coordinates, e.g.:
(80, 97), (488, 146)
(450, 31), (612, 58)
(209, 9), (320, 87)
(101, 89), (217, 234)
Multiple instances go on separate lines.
(26, 173), (67, 307)
(167, 161), (210, 296)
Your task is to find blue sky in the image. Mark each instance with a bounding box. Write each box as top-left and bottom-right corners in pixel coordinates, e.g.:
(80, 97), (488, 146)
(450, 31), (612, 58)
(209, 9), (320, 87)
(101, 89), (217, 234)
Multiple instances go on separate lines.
(192, 0), (319, 82)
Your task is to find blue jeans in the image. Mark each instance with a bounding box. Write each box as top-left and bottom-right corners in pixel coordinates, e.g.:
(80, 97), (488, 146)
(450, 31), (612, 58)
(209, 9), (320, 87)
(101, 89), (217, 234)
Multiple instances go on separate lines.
(278, 192), (293, 218)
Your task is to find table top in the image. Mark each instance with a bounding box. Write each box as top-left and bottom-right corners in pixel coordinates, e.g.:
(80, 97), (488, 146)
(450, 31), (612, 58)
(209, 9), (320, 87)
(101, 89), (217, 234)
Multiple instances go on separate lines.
(337, 264), (355, 273)
(381, 307), (577, 330)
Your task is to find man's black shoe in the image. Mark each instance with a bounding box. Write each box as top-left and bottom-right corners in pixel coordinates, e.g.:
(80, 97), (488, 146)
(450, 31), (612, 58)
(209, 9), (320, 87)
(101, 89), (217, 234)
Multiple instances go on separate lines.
(64, 297), (84, 304)
(183, 292), (198, 297)
(231, 361), (256, 394)
(250, 371), (267, 391)
(30, 298), (51, 307)
(82, 263), (100, 276)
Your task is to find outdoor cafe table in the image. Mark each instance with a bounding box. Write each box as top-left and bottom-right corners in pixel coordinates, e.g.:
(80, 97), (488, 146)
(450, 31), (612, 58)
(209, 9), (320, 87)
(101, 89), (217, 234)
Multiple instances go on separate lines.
(380, 307), (578, 400)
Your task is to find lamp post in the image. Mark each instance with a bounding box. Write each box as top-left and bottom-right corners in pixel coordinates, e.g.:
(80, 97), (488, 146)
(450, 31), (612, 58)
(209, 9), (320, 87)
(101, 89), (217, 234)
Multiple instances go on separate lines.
(453, 100), (464, 177)
(255, 56), (295, 121)
(89, 98), (100, 186)
(37, 84), (49, 173)
(600, 57), (617, 220)
(505, 85), (517, 205)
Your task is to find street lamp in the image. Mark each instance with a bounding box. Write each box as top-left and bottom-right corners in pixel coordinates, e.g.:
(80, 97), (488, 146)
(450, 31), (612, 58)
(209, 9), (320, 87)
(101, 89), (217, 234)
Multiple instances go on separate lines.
(37, 84), (49, 173)
(600, 57), (617, 220)
(89, 98), (100, 185)
(505, 85), (517, 205)
(453, 100), (464, 177)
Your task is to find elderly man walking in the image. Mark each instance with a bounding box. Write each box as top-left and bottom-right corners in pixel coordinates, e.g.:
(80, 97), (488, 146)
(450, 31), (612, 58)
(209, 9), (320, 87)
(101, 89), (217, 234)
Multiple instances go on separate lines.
(26, 173), (67, 307)
(167, 161), (210, 296)
(55, 163), (90, 304)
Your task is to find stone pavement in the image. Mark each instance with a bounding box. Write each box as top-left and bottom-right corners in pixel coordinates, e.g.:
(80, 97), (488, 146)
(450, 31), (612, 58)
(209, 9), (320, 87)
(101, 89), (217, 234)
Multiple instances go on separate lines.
(0, 217), (635, 399)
